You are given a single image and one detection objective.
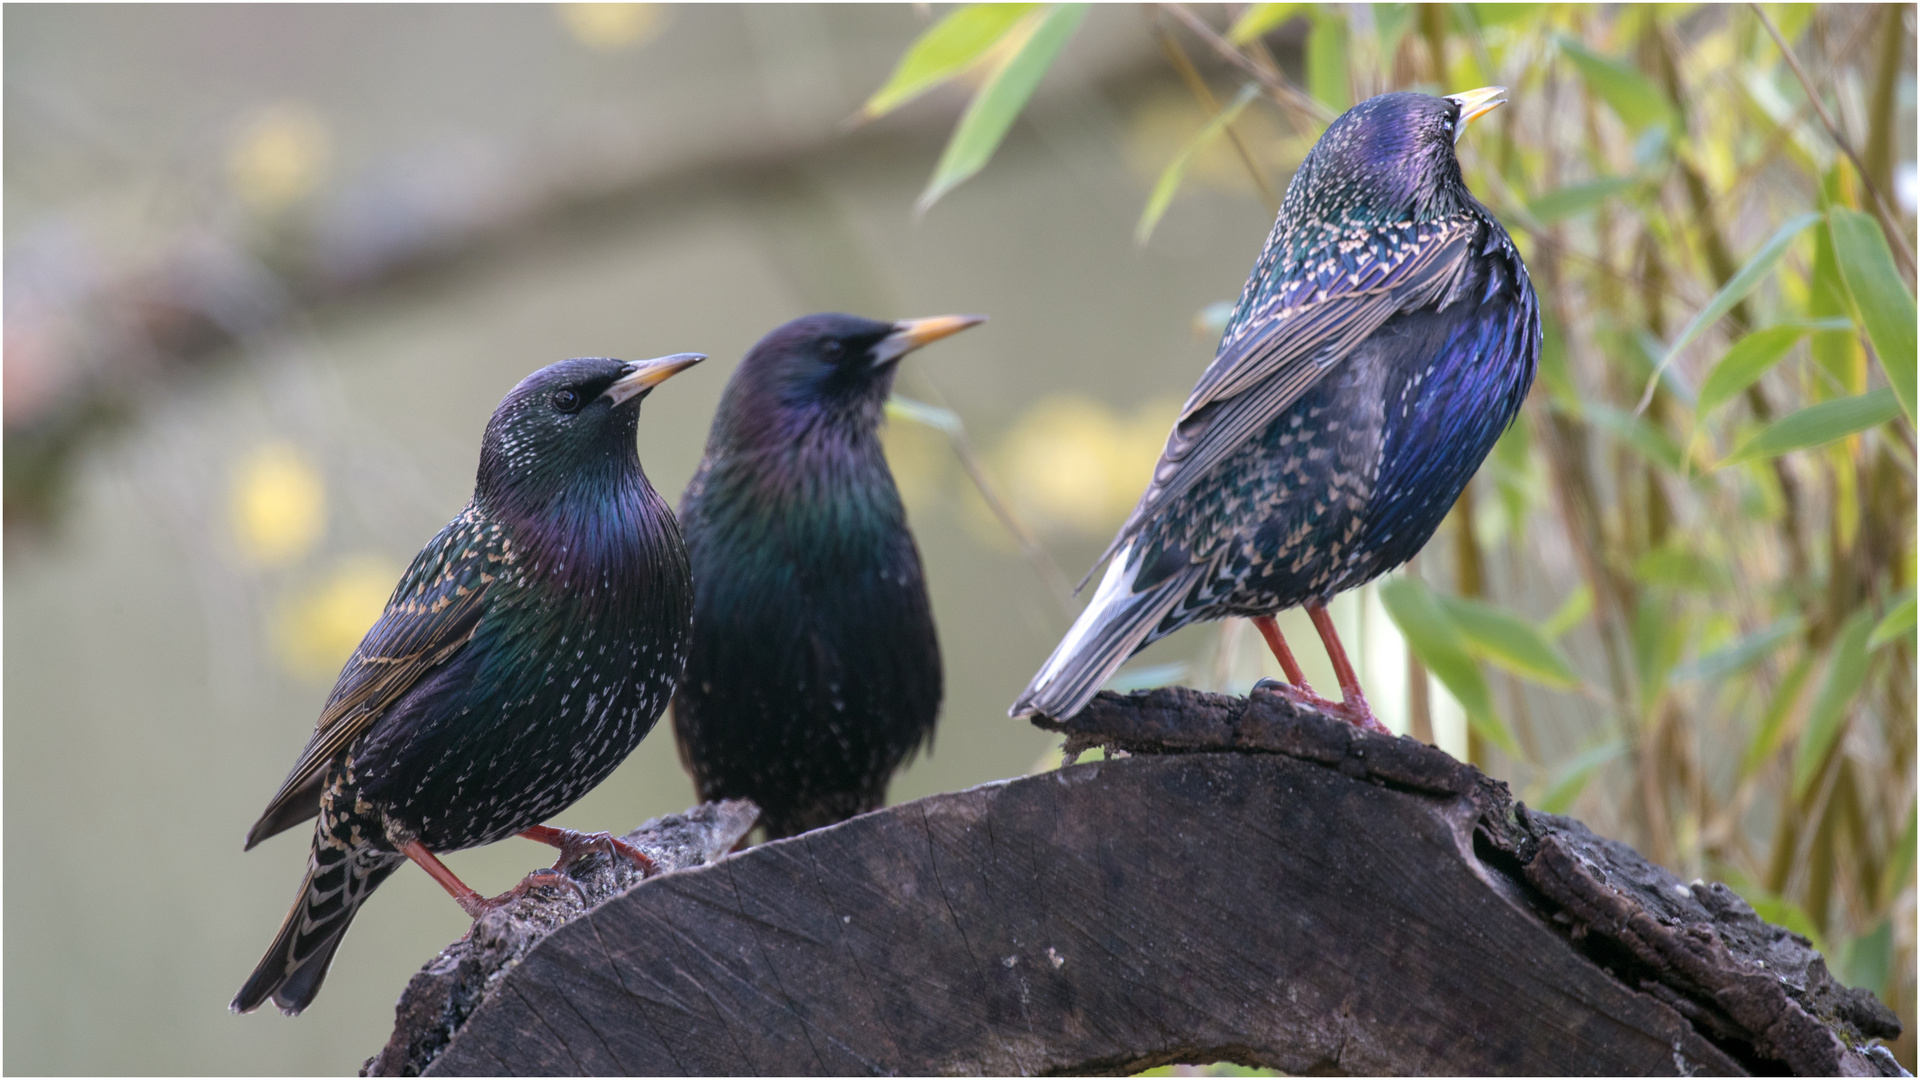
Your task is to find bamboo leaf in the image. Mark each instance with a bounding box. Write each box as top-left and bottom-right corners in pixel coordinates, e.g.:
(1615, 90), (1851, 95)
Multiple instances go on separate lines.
(1226, 2), (1301, 44)
(1535, 740), (1626, 814)
(1791, 607), (1875, 800)
(1741, 652), (1813, 778)
(1306, 9), (1350, 112)
(1655, 213), (1823, 387)
(1742, 889), (1829, 955)
(1555, 37), (1677, 132)
(1724, 389), (1901, 465)
(1829, 207), (1918, 420)
(1675, 615), (1803, 683)
(1585, 404), (1685, 471)
(1136, 84), (1261, 245)
(1379, 577), (1520, 758)
(1696, 319), (1853, 419)
(916, 3), (1088, 214)
(1884, 805), (1917, 908)
(1436, 594), (1582, 689)
(860, 4), (1040, 119)
(886, 394), (963, 433)
(1526, 176), (1637, 224)
(1868, 591), (1915, 650)
(1540, 585), (1592, 640)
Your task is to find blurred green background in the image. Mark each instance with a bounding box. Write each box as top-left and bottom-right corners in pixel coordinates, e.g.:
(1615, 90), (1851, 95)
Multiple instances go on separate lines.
(5, 3), (1914, 1074)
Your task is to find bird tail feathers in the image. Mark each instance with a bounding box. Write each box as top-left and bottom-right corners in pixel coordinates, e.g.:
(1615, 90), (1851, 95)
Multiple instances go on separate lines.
(232, 827), (401, 1016)
(1011, 543), (1195, 720)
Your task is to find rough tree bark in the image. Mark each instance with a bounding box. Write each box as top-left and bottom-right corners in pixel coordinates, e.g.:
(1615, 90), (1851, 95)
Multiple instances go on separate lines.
(364, 687), (1903, 1077)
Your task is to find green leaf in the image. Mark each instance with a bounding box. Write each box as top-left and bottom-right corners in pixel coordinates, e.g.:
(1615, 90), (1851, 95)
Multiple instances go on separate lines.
(860, 4), (1040, 119)
(1540, 585), (1593, 640)
(1227, 2), (1301, 43)
(1136, 84), (1261, 245)
(1792, 607), (1875, 800)
(1436, 594), (1582, 689)
(886, 394), (963, 433)
(1829, 207), (1918, 421)
(1868, 591), (1915, 650)
(1556, 37), (1677, 132)
(1837, 921), (1893, 998)
(916, 3), (1088, 214)
(1741, 889), (1828, 955)
(1884, 804), (1917, 908)
(1675, 615), (1802, 683)
(1656, 213), (1823, 384)
(1526, 176), (1636, 224)
(1631, 597), (1686, 712)
(1585, 403), (1684, 471)
(1696, 320), (1853, 419)
(1379, 576), (1520, 758)
(1534, 740), (1626, 814)
(1724, 389), (1901, 465)
(1741, 652), (1813, 777)
(1306, 9), (1350, 112)
(1106, 661), (1189, 693)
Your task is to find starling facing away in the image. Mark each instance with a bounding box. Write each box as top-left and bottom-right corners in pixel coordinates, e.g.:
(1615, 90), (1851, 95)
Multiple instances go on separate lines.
(671, 313), (980, 840)
(233, 352), (703, 1015)
(1013, 88), (1538, 728)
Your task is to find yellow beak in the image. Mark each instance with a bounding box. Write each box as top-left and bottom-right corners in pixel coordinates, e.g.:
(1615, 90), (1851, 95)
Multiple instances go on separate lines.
(601, 352), (706, 405)
(1446, 86), (1507, 140)
(872, 314), (987, 367)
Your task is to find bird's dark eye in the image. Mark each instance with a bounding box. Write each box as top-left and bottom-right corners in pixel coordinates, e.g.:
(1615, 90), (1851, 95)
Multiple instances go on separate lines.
(550, 389), (583, 414)
(821, 339), (844, 360)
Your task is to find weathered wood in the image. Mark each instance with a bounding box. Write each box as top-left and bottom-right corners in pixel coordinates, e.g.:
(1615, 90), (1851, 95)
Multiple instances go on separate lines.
(367, 687), (1903, 1077)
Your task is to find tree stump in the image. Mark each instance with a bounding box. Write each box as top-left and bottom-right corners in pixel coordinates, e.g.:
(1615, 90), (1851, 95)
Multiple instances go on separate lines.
(365, 687), (1902, 1077)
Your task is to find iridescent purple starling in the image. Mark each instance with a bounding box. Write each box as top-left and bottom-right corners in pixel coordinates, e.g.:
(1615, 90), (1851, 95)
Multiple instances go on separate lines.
(233, 351), (703, 1016)
(671, 313), (980, 840)
(1014, 88), (1538, 728)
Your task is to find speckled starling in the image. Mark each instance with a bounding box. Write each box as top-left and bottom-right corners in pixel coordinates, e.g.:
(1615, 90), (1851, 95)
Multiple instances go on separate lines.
(233, 352), (703, 1016)
(1013, 88), (1538, 728)
(670, 313), (979, 840)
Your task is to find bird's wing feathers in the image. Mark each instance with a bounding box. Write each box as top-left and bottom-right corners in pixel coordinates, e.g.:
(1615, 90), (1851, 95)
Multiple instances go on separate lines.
(1101, 223), (1473, 565)
(244, 511), (497, 848)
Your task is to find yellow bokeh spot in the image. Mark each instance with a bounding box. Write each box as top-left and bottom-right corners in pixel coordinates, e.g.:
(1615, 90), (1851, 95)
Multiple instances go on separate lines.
(227, 103), (331, 212)
(275, 555), (402, 682)
(992, 395), (1183, 536)
(231, 442), (327, 567)
(558, 3), (665, 51)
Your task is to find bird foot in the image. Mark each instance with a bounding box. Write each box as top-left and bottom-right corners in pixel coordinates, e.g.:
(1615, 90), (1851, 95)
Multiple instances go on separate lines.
(1252, 678), (1392, 736)
(520, 825), (658, 878)
(456, 867), (588, 919)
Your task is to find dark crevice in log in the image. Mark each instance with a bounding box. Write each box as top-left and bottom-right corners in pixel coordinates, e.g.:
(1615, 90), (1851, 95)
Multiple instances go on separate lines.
(365, 687), (1903, 1077)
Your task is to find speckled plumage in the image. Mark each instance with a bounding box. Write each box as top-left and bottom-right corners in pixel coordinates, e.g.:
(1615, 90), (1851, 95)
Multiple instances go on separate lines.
(234, 355), (698, 1015)
(1014, 91), (1539, 720)
(672, 314), (962, 840)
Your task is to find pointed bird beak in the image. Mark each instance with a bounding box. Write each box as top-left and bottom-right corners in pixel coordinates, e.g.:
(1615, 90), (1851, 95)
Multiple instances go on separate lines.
(871, 314), (987, 368)
(1446, 86), (1507, 141)
(601, 352), (706, 406)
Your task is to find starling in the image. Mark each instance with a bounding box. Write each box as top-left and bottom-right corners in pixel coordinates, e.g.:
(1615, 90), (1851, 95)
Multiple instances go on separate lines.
(1013, 88), (1538, 728)
(233, 352), (703, 1015)
(670, 313), (980, 840)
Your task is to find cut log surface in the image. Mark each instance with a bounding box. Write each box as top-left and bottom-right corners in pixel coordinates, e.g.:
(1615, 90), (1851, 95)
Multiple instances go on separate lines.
(366, 687), (1904, 1077)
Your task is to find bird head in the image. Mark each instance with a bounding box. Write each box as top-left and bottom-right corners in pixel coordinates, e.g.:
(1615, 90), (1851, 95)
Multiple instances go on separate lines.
(733, 312), (985, 416)
(476, 353), (703, 513)
(1285, 87), (1506, 225)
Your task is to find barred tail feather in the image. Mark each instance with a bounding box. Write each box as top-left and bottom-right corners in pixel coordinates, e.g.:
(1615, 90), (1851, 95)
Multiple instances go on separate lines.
(1011, 543), (1198, 720)
(232, 829), (401, 1015)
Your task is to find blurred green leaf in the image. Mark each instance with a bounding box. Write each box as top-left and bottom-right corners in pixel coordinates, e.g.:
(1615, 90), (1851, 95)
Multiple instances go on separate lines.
(1742, 888), (1829, 955)
(1535, 740), (1626, 814)
(1868, 591), (1915, 650)
(886, 394), (964, 433)
(1556, 36), (1677, 132)
(1226, 2), (1301, 44)
(1106, 661), (1189, 693)
(860, 4), (1039, 119)
(1436, 594), (1582, 689)
(1633, 546), (1729, 592)
(1380, 576), (1519, 758)
(1541, 585), (1593, 640)
(1809, 179), (1867, 397)
(1725, 389), (1901, 465)
(1655, 213), (1822, 390)
(1526, 176), (1636, 224)
(1836, 920), (1893, 998)
(1696, 320), (1853, 419)
(1137, 83), (1261, 245)
(1792, 607), (1875, 800)
(1306, 10), (1350, 112)
(1586, 404), (1685, 471)
(1829, 207), (1918, 421)
(916, 3), (1088, 214)
(1675, 615), (1802, 683)
(1885, 805), (1917, 908)
(1742, 652), (1814, 778)
(1631, 597), (1687, 713)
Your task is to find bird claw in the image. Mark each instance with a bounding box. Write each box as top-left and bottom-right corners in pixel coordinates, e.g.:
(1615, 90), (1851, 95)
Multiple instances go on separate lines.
(458, 867), (589, 919)
(1252, 678), (1392, 736)
(525, 826), (659, 878)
